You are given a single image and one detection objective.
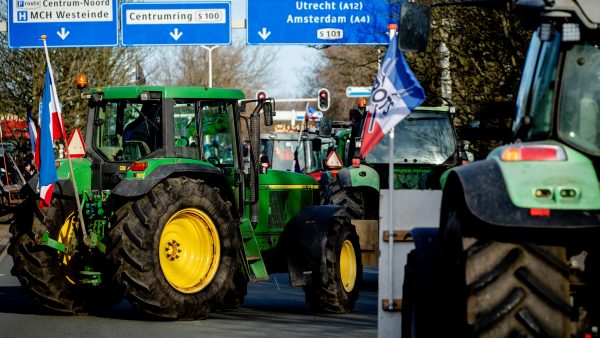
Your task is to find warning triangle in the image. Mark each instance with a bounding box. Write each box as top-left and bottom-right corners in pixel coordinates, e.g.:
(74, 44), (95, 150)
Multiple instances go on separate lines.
(67, 129), (86, 158)
(325, 151), (343, 169)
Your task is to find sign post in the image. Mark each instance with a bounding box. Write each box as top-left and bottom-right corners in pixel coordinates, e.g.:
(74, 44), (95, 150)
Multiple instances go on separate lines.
(247, 0), (398, 45)
(8, 0), (117, 48)
(121, 2), (231, 46)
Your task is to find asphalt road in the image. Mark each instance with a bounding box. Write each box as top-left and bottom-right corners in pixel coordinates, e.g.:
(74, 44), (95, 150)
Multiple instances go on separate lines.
(0, 251), (378, 338)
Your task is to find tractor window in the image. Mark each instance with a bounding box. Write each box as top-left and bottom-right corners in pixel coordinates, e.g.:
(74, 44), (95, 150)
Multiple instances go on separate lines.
(366, 111), (456, 165)
(558, 42), (600, 156)
(526, 33), (561, 139)
(173, 101), (200, 160)
(199, 101), (235, 166)
(93, 100), (162, 162)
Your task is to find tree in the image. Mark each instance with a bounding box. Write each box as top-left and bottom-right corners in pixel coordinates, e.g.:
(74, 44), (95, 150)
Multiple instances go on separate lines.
(305, 6), (531, 157)
(152, 39), (280, 98)
(302, 45), (380, 122)
(0, 5), (148, 133)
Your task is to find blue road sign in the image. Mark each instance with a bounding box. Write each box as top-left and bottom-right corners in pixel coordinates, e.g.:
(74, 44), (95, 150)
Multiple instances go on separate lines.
(121, 2), (231, 47)
(247, 0), (399, 45)
(7, 0), (118, 48)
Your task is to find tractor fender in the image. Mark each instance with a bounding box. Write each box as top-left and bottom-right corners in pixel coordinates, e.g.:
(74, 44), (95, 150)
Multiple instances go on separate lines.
(112, 163), (237, 214)
(278, 204), (345, 287)
(24, 175), (75, 198)
(112, 163), (223, 197)
(337, 165), (380, 191)
(442, 159), (600, 239)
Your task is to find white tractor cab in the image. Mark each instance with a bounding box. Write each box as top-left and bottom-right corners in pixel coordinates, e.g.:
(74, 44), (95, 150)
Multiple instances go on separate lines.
(260, 130), (325, 181)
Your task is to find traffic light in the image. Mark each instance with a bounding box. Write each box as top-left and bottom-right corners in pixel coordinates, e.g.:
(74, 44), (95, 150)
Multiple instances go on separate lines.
(317, 88), (330, 111)
(256, 90), (268, 101)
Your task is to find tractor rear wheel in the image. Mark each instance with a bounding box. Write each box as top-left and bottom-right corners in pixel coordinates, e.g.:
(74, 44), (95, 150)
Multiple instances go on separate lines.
(304, 214), (362, 313)
(324, 176), (366, 219)
(109, 177), (241, 319)
(9, 197), (117, 313)
(444, 212), (573, 337)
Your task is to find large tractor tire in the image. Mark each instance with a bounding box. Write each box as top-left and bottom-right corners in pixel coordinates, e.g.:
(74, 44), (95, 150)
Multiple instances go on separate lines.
(109, 177), (241, 319)
(323, 176), (366, 219)
(304, 215), (362, 313)
(9, 197), (118, 314)
(444, 212), (573, 338)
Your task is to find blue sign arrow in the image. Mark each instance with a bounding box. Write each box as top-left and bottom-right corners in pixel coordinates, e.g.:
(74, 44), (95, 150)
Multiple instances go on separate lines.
(121, 2), (231, 47)
(8, 0), (118, 48)
(247, 0), (399, 45)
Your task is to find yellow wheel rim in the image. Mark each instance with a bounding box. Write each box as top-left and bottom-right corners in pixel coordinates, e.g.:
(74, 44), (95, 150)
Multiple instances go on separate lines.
(58, 212), (77, 284)
(159, 208), (220, 294)
(340, 239), (357, 292)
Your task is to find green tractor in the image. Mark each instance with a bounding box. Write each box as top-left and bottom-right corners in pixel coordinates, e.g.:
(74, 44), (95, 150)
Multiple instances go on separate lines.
(319, 102), (465, 265)
(321, 103), (464, 219)
(9, 85), (362, 319)
(399, 0), (600, 336)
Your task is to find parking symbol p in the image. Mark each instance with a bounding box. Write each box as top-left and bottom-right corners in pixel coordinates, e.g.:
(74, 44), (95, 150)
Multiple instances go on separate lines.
(17, 1), (25, 7)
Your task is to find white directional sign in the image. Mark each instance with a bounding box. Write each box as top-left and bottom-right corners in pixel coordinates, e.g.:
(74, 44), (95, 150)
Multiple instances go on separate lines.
(346, 86), (372, 97)
(8, 0), (118, 48)
(121, 2), (231, 46)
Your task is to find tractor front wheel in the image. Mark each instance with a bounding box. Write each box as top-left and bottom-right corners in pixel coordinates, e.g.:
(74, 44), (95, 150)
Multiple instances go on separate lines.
(9, 197), (118, 313)
(304, 214), (362, 313)
(109, 177), (240, 319)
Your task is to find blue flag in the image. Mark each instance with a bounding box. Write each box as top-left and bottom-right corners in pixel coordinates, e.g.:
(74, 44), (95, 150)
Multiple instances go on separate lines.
(360, 32), (425, 157)
(38, 69), (58, 208)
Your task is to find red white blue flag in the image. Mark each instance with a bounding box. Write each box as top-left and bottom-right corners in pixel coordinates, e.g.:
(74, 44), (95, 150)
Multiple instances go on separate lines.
(38, 69), (60, 208)
(360, 34), (425, 157)
(27, 108), (38, 167)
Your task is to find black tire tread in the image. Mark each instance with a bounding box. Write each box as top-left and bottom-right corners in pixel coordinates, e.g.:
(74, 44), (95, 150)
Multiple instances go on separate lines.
(304, 212), (362, 313)
(108, 177), (241, 320)
(465, 239), (572, 338)
(8, 199), (84, 314)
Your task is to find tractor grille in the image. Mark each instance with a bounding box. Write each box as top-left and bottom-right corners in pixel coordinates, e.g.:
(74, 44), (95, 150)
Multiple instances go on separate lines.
(269, 191), (288, 229)
(267, 189), (315, 229)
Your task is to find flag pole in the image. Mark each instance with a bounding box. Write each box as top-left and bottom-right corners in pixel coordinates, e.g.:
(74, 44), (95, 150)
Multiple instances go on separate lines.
(40, 35), (87, 237)
(386, 24), (397, 311)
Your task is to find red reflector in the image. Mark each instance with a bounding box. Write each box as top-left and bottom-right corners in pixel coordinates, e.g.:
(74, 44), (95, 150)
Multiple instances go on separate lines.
(521, 147), (558, 161)
(55, 161), (61, 169)
(352, 158), (361, 167)
(501, 145), (566, 161)
(131, 162), (148, 171)
(309, 171), (322, 181)
(530, 208), (551, 217)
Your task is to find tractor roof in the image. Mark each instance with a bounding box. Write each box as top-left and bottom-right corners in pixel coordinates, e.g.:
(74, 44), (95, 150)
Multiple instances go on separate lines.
(90, 86), (245, 100)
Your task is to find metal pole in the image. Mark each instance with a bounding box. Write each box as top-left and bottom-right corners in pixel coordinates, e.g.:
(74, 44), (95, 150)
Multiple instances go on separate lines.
(386, 25), (397, 311)
(201, 46), (219, 88)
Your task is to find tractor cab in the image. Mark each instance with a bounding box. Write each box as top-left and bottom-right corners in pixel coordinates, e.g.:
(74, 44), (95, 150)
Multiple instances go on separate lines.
(83, 86), (244, 190)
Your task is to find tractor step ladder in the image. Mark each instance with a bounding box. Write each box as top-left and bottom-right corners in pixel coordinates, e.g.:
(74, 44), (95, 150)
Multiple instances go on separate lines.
(239, 221), (269, 281)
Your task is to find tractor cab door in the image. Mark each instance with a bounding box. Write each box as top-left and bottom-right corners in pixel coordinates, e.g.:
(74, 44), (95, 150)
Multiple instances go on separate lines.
(89, 98), (164, 190)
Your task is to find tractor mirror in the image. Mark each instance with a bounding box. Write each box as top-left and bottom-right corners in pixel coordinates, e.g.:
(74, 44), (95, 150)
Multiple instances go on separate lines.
(312, 138), (322, 151)
(319, 117), (332, 137)
(263, 102), (274, 126)
(398, 3), (431, 52)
